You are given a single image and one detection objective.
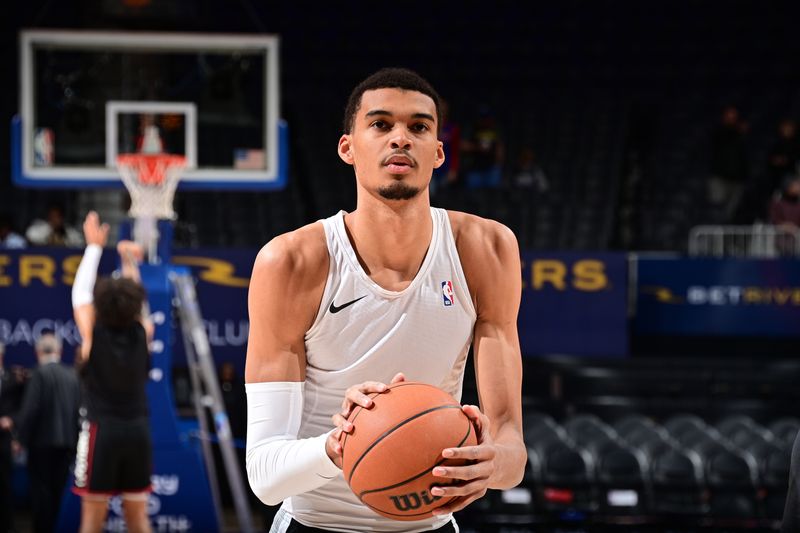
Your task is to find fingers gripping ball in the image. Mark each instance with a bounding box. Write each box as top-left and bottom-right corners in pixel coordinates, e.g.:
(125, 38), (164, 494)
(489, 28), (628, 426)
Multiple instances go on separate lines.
(340, 382), (478, 521)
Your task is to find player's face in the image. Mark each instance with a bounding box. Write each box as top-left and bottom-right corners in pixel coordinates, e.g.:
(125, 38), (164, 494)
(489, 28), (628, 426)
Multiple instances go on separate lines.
(338, 88), (444, 201)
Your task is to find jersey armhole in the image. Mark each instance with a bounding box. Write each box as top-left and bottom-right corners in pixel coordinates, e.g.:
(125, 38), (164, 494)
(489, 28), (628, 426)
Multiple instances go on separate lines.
(442, 209), (478, 321)
(304, 221), (336, 339)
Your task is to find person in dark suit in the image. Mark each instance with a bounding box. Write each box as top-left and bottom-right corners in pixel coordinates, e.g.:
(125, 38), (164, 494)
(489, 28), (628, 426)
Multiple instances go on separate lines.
(0, 342), (26, 533)
(12, 334), (81, 533)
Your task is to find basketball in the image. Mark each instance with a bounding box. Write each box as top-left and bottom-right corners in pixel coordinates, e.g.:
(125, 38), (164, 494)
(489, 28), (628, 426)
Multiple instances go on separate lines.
(341, 381), (478, 521)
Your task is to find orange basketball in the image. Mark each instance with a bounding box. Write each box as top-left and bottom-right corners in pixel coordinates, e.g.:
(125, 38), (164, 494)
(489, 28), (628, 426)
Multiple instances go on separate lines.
(341, 381), (478, 521)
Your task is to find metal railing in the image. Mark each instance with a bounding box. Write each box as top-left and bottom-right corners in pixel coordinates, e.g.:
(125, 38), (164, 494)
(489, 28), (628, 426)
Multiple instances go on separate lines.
(688, 224), (800, 257)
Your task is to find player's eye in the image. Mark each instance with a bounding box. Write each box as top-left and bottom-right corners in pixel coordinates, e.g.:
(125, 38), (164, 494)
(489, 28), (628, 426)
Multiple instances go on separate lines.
(411, 123), (430, 133)
(370, 120), (389, 130)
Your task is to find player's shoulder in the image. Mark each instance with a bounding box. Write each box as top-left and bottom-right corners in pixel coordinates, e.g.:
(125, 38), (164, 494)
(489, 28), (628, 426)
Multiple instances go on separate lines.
(445, 209), (519, 258)
(252, 221), (328, 282)
(444, 211), (521, 308)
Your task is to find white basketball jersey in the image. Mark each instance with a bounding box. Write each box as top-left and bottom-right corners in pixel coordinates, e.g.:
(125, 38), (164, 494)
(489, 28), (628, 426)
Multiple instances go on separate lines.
(283, 207), (476, 532)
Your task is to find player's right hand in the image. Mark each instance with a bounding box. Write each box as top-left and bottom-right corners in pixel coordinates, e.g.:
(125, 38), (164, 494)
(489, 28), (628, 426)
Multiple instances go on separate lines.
(117, 240), (144, 263)
(83, 211), (109, 247)
(326, 372), (405, 468)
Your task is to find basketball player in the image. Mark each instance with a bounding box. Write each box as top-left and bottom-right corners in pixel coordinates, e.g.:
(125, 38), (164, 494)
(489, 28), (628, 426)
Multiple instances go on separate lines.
(245, 68), (526, 532)
(72, 212), (154, 533)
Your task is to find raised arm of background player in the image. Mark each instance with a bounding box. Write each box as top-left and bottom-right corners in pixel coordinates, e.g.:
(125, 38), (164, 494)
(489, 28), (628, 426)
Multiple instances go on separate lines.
(72, 211), (153, 364)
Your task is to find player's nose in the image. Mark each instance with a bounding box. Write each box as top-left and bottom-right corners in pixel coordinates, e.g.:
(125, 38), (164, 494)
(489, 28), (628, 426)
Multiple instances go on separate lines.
(389, 127), (412, 150)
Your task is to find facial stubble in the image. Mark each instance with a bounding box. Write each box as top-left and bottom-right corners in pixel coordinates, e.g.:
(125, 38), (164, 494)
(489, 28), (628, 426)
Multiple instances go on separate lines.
(377, 181), (422, 200)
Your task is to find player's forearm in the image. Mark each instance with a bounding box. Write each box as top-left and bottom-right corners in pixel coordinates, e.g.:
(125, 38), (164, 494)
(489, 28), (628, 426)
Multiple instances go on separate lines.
(245, 381), (340, 506)
(119, 253), (141, 283)
(72, 244), (102, 308)
(487, 424), (527, 490)
(246, 432), (339, 506)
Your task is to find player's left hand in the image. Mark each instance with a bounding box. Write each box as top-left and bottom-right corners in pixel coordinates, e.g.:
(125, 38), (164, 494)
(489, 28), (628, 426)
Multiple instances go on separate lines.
(429, 404), (496, 515)
(83, 211), (109, 247)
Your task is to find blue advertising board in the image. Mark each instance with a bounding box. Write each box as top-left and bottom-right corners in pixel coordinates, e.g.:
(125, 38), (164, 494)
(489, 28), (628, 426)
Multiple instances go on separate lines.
(518, 252), (629, 357)
(0, 248), (117, 366)
(635, 256), (800, 337)
(0, 247), (254, 374)
(0, 248), (631, 364)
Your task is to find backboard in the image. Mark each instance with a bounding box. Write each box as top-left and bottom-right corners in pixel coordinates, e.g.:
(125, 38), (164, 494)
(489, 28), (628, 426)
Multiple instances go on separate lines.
(13, 30), (287, 190)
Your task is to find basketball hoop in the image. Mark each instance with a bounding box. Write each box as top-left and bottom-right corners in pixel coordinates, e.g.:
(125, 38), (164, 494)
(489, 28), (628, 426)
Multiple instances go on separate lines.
(117, 153), (185, 263)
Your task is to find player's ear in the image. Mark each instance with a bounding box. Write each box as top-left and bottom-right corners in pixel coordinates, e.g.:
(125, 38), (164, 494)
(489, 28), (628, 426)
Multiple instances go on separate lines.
(433, 140), (445, 169)
(338, 135), (354, 166)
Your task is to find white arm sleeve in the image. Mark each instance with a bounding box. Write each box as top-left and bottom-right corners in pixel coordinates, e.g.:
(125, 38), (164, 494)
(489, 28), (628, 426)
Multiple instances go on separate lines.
(72, 244), (102, 308)
(245, 381), (341, 506)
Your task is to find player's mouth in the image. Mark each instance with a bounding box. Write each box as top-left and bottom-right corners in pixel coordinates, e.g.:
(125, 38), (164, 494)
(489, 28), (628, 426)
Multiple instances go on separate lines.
(383, 154), (415, 174)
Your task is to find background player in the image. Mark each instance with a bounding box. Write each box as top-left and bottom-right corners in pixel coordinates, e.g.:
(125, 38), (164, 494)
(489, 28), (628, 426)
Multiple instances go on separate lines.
(71, 212), (154, 533)
(245, 68), (526, 532)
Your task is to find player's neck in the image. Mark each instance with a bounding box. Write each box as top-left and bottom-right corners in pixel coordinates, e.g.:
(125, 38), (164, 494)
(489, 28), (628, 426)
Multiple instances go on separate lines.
(346, 198), (433, 282)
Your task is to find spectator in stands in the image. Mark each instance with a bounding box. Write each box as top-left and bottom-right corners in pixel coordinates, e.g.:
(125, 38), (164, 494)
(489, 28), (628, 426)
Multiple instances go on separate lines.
(0, 213), (26, 249)
(430, 99), (461, 195)
(767, 119), (800, 194)
(0, 341), (26, 533)
(463, 107), (505, 188)
(26, 203), (83, 247)
(511, 147), (549, 194)
(736, 119), (800, 224)
(709, 106), (748, 221)
(10, 333), (80, 533)
(768, 175), (800, 255)
(769, 175), (800, 227)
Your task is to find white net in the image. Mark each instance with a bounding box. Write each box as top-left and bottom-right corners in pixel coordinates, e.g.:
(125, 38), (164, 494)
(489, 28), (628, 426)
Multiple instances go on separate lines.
(117, 153), (185, 263)
(118, 154), (185, 220)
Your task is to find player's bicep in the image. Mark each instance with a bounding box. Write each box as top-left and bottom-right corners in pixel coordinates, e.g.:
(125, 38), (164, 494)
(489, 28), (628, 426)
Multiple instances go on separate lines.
(470, 223), (523, 430)
(245, 239), (317, 384)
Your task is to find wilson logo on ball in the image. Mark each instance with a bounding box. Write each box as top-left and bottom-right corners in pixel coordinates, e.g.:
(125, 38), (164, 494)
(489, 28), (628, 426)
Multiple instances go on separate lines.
(389, 490), (442, 511)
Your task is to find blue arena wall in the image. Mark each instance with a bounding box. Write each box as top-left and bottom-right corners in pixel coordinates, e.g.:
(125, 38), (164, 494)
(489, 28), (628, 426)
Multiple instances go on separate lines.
(2, 249), (800, 370)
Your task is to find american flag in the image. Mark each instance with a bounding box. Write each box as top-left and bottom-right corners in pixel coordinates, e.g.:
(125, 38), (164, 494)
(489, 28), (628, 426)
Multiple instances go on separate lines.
(234, 149), (266, 170)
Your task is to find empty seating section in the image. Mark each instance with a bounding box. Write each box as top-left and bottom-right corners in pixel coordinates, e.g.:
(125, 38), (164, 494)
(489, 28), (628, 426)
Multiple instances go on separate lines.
(456, 357), (800, 529)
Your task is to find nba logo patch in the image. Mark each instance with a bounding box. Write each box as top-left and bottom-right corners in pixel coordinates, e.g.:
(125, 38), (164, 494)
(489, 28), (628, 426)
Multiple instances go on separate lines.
(441, 281), (454, 307)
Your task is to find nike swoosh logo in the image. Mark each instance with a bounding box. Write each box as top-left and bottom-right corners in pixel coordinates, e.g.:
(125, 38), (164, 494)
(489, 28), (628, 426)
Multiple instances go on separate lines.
(329, 295), (367, 314)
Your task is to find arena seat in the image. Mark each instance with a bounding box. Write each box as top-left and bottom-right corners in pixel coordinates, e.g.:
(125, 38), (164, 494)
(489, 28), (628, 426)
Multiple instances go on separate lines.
(705, 448), (759, 518)
(649, 445), (708, 516)
(593, 443), (650, 517)
(536, 444), (596, 514)
(769, 417), (800, 449)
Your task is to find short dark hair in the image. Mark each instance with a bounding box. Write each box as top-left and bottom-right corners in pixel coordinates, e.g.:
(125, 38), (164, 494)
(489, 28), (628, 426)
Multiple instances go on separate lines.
(342, 68), (442, 134)
(93, 277), (147, 329)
